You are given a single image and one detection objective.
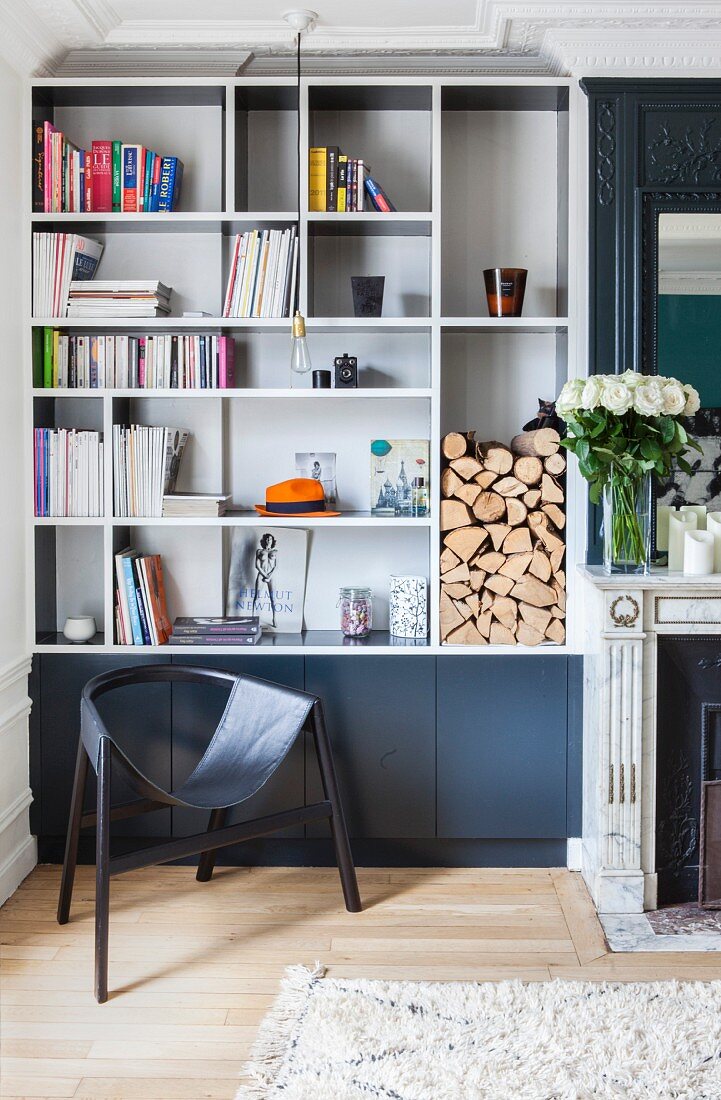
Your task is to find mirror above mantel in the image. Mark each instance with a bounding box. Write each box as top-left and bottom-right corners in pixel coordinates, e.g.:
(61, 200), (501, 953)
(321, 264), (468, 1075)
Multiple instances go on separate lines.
(656, 211), (721, 513)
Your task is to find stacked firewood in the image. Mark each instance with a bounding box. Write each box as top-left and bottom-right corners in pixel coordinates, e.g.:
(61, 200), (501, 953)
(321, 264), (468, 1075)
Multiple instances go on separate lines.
(440, 428), (566, 646)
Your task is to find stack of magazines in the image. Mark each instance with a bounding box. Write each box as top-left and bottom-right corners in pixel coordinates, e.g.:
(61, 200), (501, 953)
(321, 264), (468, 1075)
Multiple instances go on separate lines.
(34, 428), (104, 517)
(67, 280), (171, 318)
(168, 617), (262, 646)
(223, 227), (298, 318)
(32, 233), (103, 317)
(162, 492), (230, 517)
(113, 424), (188, 517)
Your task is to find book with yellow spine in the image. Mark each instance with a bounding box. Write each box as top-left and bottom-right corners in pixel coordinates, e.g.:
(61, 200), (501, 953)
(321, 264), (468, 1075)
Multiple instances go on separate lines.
(308, 147), (326, 211)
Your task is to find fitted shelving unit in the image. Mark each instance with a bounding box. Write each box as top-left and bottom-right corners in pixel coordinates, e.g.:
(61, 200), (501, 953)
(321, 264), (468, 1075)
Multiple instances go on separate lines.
(25, 76), (580, 657)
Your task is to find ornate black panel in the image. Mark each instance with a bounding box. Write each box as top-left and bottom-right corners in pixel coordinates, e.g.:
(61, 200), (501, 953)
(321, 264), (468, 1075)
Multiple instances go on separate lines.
(581, 80), (721, 562)
(656, 635), (721, 904)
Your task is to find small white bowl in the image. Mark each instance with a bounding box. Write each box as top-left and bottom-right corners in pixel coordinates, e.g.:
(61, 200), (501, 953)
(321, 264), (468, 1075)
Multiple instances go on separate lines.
(62, 616), (97, 644)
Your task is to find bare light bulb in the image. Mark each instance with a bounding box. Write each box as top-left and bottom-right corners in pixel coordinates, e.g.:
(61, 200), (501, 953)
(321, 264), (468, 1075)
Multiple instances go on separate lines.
(290, 310), (312, 377)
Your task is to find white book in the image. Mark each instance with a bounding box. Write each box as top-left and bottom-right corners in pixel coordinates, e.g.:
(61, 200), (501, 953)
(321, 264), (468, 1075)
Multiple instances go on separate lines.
(287, 234), (299, 320)
(223, 234), (241, 317)
(240, 231), (259, 318)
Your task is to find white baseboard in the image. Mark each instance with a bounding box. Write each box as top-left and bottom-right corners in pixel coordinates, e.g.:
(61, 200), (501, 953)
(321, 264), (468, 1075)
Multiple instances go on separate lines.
(566, 837), (582, 871)
(0, 833), (37, 905)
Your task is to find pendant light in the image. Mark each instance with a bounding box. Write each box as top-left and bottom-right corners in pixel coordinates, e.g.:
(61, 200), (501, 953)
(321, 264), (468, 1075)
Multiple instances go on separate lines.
(285, 10), (317, 381)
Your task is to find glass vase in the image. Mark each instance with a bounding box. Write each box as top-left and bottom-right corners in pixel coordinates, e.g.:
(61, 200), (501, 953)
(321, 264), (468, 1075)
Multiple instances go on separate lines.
(602, 472), (652, 575)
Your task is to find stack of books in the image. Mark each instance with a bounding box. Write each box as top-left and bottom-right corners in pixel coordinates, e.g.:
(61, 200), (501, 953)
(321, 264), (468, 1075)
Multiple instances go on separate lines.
(67, 281), (172, 319)
(115, 549), (172, 645)
(309, 148), (396, 212)
(223, 227), (298, 318)
(32, 233), (104, 317)
(35, 330), (235, 390)
(162, 492), (230, 518)
(33, 122), (183, 213)
(168, 617), (262, 646)
(34, 428), (104, 517)
(113, 424), (188, 517)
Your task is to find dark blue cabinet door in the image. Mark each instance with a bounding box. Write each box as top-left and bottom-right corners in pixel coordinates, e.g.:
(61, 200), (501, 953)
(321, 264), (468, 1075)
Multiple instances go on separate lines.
(305, 657), (435, 839)
(437, 656), (568, 839)
(170, 655), (305, 837)
(40, 654), (171, 837)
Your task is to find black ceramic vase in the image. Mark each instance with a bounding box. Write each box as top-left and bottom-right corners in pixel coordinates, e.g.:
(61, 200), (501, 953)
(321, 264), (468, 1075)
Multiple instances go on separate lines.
(351, 276), (385, 317)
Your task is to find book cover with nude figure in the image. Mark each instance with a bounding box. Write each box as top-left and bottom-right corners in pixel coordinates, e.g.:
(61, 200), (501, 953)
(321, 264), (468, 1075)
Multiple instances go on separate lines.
(225, 526), (308, 633)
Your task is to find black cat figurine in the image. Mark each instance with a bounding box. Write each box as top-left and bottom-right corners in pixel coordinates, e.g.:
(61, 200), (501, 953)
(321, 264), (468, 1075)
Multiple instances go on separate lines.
(523, 398), (565, 435)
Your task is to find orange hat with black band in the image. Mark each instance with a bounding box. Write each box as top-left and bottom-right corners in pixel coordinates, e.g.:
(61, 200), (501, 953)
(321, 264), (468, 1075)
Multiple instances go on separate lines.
(255, 478), (340, 518)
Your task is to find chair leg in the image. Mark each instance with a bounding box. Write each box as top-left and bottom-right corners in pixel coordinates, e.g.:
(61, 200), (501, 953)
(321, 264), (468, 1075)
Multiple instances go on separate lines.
(311, 702), (362, 913)
(95, 737), (111, 1004)
(196, 808), (229, 882)
(57, 738), (90, 925)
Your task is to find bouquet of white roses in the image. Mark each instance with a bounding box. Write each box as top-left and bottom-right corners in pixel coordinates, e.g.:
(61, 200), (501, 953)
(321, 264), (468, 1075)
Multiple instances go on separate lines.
(556, 370), (701, 566)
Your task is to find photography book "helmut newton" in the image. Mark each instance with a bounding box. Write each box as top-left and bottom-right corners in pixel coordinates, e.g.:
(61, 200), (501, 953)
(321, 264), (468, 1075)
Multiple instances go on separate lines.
(226, 526), (308, 633)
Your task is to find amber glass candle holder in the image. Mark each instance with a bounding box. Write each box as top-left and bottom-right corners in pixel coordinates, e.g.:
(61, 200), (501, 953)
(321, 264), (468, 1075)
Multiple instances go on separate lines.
(483, 268), (527, 318)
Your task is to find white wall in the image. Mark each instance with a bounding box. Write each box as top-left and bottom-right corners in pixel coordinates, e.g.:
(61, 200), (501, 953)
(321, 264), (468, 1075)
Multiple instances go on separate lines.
(0, 55), (35, 903)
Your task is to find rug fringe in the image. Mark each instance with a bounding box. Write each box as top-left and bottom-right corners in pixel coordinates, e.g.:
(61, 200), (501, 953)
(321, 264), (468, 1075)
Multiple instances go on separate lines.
(235, 963), (326, 1099)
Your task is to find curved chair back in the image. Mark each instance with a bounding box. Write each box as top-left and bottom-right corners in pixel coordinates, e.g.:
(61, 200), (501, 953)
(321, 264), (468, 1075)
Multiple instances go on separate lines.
(80, 664), (316, 810)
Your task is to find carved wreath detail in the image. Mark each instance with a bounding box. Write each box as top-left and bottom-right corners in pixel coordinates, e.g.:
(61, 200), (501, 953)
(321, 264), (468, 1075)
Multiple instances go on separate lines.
(609, 595), (640, 628)
(647, 117), (721, 186)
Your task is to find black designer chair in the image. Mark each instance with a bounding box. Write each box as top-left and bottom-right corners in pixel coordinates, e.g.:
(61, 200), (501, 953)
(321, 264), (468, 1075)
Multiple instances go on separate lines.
(57, 664), (361, 1002)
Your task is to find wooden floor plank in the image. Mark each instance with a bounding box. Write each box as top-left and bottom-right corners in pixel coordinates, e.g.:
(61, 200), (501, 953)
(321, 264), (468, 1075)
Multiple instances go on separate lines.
(2, 863), (719, 1098)
(550, 868), (609, 965)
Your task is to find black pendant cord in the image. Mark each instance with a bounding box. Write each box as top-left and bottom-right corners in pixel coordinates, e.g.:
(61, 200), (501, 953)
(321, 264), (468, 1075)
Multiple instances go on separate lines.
(295, 30), (301, 313)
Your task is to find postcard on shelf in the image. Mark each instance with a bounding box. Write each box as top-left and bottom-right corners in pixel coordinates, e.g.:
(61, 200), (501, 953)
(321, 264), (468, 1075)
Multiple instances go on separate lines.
(295, 452), (337, 507)
(370, 439), (429, 516)
(226, 526), (308, 633)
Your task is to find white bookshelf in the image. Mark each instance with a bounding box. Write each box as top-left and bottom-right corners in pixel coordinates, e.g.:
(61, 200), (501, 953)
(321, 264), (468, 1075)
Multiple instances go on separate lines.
(26, 75), (581, 656)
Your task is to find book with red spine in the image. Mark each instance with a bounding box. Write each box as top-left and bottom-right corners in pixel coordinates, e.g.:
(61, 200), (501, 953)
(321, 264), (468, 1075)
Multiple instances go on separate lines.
(91, 141), (113, 212)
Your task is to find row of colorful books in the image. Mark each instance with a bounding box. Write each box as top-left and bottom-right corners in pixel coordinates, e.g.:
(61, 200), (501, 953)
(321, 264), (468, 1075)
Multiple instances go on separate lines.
(67, 280), (171, 319)
(35, 330), (236, 390)
(309, 148), (395, 212)
(33, 122), (183, 213)
(112, 425), (188, 518)
(168, 617), (261, 646)
(222, 227), (298, 318)
(33, 428), (104, 517)
(115, 549), (172, 645)
(32, 233), (104, 318)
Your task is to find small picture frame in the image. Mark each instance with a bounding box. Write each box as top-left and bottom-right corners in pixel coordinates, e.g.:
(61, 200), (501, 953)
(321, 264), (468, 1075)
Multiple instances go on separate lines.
(296, 451), (337, 507)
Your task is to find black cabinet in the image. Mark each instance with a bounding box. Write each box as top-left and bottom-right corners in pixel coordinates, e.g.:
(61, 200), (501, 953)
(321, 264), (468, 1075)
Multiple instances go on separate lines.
(39, 654), (171, 837)
(305, 657), (436, 839)
(437, 656), (568, 839)
(30, 652), (579, 864)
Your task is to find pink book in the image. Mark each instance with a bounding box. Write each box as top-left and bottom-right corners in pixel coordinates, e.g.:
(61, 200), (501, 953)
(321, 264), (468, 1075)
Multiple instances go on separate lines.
(138, 337), (146, 388)
(218, 335), (235, 388)
(43, 122), (57, 212)
(91, 141), (113, 212)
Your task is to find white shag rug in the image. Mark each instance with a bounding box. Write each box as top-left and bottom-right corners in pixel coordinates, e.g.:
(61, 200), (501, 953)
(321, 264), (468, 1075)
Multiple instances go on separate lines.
(237, 966), (721, 1100)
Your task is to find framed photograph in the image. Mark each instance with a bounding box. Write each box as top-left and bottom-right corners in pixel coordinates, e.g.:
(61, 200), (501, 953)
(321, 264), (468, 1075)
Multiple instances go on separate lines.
(370, 439), (429, 516)
(226, 525), (308, 633)
(295, 451), (337, 506)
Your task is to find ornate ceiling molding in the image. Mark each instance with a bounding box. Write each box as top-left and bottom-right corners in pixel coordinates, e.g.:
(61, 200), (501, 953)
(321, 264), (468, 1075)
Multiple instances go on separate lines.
(4, 0), (721, 77)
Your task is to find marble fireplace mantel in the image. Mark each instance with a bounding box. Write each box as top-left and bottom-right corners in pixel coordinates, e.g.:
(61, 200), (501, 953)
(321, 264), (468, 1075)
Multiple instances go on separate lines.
(579, 564), (721, 916)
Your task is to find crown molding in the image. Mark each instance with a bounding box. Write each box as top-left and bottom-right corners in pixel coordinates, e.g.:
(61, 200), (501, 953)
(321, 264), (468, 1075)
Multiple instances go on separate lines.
(8, 0), (721, 77)
(58, 47), (254, 77)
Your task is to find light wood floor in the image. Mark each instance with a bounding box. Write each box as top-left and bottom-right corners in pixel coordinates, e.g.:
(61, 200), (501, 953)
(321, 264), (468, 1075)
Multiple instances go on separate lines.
(1, 865), (720, 1099)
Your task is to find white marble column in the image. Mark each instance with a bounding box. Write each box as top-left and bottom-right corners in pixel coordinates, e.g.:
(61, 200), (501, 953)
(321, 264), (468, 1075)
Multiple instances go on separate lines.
(582, 582), (645, 913)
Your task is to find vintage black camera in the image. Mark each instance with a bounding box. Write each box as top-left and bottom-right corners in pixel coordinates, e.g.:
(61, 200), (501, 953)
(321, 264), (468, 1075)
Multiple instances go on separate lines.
(334, 353), (358, 388)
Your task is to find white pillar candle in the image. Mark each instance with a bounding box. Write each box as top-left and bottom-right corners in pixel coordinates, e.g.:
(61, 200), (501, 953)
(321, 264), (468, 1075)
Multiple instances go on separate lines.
(683, 530), (715, 575)
(668, 511), (697, 571)
(680, 504), (707, 531)
(706, 512), (721, 573)
(656, 505), (676, 552)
